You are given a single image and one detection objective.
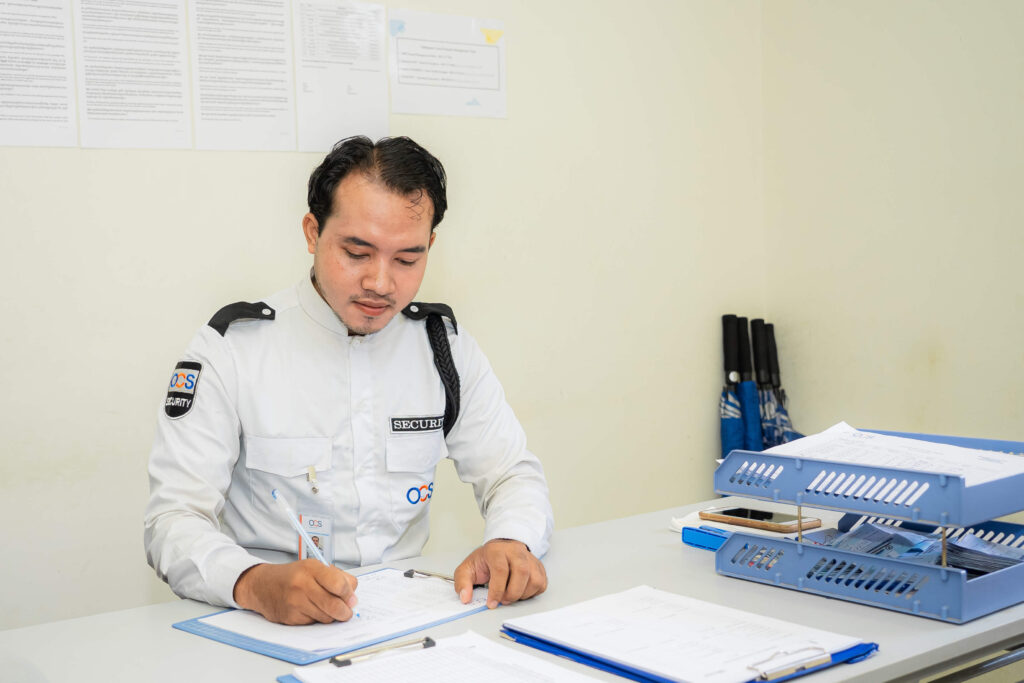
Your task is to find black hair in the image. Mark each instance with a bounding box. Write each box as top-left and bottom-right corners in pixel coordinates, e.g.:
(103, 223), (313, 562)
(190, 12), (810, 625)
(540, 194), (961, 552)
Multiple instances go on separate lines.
(307, 136), (448, 233)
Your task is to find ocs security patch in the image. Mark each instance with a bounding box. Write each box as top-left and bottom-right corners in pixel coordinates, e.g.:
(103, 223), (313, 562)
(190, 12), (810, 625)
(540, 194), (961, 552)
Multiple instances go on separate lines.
(165, 361), (202, 419)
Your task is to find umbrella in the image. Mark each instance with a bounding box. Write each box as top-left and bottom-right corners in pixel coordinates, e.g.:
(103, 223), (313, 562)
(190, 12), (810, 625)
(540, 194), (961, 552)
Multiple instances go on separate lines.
(735, 316), (764, 452)
(751, 318), (803, 448)
(751, 318), (783, 449)
(719, 315), (743, 458)
(766, 322), (803, 444)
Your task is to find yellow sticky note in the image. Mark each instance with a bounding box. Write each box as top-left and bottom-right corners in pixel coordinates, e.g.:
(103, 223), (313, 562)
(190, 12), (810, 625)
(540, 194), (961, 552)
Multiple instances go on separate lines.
(480, 28), (503, 44)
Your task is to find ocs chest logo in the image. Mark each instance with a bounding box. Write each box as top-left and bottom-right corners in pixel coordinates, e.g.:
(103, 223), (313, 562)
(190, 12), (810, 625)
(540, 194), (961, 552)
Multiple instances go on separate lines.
(406, 482), (434, 505)
(165, 360), (202, 419)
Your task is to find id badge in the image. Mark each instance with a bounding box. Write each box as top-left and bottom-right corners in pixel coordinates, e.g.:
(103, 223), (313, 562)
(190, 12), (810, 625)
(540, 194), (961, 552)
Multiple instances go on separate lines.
(297, 513), (333, 562)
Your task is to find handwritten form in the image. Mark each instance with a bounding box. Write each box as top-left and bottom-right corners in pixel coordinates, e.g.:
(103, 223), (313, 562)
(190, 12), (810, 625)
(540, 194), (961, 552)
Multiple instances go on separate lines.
(292, 631), (601, 683)
(766, 422), (1024, 486)
(200, 568), (486, 653)
(503, 586), (864, 683)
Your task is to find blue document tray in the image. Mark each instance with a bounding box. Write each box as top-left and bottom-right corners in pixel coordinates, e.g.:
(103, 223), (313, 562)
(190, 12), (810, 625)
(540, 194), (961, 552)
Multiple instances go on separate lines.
(712, 431), (1024, 623)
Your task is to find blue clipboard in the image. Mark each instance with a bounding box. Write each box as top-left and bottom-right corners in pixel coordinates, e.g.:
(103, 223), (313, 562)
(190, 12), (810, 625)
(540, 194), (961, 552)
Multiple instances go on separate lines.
(499, 626), (878, 683)
(173, 567), (487, 665)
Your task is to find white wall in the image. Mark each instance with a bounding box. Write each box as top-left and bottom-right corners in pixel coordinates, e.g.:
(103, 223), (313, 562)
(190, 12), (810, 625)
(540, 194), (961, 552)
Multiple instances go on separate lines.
(0, 0), (764, 629)
(762, 1), (1024, 440)
(3, 0), (1021, 632)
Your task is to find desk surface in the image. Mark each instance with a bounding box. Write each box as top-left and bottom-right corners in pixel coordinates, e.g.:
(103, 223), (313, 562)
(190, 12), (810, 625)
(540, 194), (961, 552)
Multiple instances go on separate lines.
(4, 497), (1024, 683)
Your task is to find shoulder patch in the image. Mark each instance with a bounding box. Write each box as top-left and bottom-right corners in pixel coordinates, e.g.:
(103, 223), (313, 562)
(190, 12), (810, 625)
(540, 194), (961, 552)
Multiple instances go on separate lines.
(208, 301), (275, 336)
(165, 361), (202, 419)
(401, 302), (458, 335)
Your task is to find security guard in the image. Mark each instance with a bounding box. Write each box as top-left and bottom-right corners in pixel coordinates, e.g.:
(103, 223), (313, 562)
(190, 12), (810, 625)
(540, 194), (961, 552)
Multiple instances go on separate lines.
(145, 136), (554, 625)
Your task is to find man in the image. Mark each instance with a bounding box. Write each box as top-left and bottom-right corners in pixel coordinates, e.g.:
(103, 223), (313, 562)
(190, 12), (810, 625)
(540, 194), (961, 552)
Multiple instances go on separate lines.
(145, 136), (553, 625)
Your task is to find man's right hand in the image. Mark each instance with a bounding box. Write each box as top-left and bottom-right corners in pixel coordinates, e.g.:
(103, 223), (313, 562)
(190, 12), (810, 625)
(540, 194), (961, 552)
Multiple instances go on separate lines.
(232, 560), (359, 625)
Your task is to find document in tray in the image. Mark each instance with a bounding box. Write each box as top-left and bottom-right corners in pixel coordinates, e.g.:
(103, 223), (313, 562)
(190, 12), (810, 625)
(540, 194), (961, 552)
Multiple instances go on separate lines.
(173, 567), (487, 664)
(281, 631), (602, 683)
(501, 586), (876, 683)
(766, 422), (1024, 487)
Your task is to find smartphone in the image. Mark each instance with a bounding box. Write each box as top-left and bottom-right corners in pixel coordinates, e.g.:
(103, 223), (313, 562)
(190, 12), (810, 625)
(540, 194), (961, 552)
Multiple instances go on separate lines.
(697, 506), (821, 533)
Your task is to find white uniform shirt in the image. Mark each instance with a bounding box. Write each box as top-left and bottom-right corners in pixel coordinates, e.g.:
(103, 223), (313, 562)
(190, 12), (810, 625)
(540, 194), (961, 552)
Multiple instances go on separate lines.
(144, 274), (554, 608)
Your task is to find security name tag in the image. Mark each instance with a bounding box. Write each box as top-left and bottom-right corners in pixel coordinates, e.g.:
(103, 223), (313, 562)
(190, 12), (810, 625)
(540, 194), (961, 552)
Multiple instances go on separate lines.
(297, 513), (332, 562)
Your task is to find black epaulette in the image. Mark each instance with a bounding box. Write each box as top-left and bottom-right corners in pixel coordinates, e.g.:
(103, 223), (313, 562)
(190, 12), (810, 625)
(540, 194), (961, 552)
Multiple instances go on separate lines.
(402, 302), (460, 436)
(208, 301), (275, 336)
(401, 302), (458, 335)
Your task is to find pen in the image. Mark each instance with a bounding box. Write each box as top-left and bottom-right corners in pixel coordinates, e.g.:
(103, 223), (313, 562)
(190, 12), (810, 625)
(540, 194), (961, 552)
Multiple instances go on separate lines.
(403, 568), (487, 588)
(330, 636), (435, 667)
(271, 488), (360, 618)
(403, 568), (454, 582)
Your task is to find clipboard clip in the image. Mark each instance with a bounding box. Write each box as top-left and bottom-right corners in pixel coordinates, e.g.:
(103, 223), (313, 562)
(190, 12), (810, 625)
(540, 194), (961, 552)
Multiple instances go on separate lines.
(403, 568), (487, 589)
(330, 636), (436, 667)
(746, 646), (831, 680)
(403, 568), (454, 582)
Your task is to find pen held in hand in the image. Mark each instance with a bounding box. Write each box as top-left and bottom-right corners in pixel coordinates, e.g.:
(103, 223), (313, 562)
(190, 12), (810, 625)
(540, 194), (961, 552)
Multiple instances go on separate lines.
(270, 488), (360, 618)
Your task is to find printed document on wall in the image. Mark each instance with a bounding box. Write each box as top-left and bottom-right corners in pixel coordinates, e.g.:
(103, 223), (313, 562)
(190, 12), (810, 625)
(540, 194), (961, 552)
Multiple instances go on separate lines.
(388, 9), (505, 118)
(189, 0), (296, 151)
(292, 0), (387, 152)
(72, 0), (191, 148)
(0, 0), (78, 147)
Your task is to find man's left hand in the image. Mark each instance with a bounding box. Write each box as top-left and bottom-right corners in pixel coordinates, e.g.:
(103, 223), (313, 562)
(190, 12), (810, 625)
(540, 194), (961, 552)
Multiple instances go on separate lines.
(453, 539), (547, 609)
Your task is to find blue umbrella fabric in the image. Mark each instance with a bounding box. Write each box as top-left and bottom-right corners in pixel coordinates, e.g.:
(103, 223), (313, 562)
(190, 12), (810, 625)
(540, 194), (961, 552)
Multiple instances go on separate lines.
(752, 319), (803, 448)
(766, 323), (803, 445)
(737, 381), (763, 451)
(751, 319), (783, 448)
(758, 386), (786, 449)
(772, 395), (802, 445)
(719, 315), (744, 458)
(735, 316), (764, 451)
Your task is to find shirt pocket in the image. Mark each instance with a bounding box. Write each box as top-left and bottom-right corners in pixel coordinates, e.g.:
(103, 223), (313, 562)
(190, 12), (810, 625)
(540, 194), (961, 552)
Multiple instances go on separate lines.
(243, 435), (332, 506)
(385, 432), (444, 527)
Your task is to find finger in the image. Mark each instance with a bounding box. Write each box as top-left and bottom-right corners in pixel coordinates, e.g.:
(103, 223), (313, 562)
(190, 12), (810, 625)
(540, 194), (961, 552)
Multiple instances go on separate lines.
(309, 564), (360, 620)
(307, 585), (356, 622)
(522, 562), (549, 600)
(311, 563), (357, 602)
(343, 573), (359, 610)
(485, 553), (510, 609)
(453, 559), (479, 604)
(273, 588), (334, 625)
(502, 555), (530, 604)
(297, 592), (342, 624)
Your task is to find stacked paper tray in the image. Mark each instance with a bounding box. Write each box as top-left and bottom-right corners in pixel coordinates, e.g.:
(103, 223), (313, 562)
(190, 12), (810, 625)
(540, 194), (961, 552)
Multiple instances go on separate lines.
(712, 432), (1024, 623)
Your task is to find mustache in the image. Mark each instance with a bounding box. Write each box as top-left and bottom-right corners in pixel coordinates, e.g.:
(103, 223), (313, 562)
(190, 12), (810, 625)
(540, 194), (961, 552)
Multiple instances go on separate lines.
(350, 293), (395, 306)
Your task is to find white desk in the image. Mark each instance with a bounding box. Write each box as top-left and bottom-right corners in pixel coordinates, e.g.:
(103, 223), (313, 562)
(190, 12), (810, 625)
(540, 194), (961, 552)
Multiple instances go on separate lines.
(3, 497), (1023, 682)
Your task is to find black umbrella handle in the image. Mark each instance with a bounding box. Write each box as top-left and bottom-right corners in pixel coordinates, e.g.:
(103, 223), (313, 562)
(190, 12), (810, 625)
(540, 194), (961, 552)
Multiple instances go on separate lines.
(751, 318), (771, 389)
(736, 317), (753, 382)
(766, 323), (782, 389)
(722, 315), (740, 385)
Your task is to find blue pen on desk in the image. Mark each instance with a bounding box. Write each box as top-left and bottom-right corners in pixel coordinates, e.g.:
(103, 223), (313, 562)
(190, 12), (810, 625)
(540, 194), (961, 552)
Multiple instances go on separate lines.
(271, 489), (360, 618)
